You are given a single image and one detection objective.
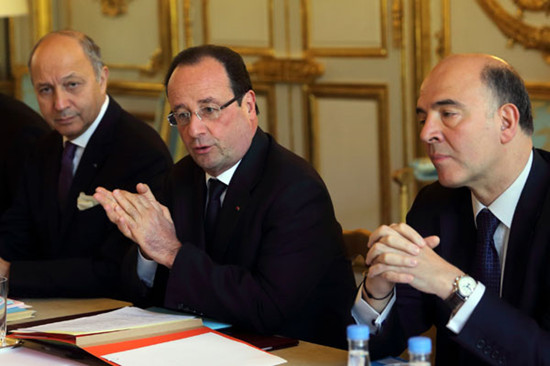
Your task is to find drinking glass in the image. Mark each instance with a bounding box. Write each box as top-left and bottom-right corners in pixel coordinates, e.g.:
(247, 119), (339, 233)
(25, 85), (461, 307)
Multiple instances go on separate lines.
(0, 276), (7, 346)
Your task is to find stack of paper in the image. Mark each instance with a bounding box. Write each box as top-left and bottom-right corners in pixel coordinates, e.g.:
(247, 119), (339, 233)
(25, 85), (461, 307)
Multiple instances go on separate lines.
(7, 299), (35, 322)
(9, 307), (287, 366)
(10, 306), (201, 347)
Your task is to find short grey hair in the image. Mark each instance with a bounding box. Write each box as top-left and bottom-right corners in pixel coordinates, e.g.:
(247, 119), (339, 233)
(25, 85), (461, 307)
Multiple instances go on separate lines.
(28, 30), (104, 81)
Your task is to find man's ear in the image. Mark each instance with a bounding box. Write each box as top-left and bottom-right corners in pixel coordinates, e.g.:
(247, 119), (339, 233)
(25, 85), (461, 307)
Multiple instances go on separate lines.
(243, 90), (256, 115)
(498, 103), (520, 144)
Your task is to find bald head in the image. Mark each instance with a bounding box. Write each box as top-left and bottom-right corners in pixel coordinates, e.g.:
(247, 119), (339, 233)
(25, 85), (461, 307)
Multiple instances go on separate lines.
(28, 31), (108, 140)
(423, 54), (533, 135)
(29, 30), (104, 82)
(417, 53), (533, 204)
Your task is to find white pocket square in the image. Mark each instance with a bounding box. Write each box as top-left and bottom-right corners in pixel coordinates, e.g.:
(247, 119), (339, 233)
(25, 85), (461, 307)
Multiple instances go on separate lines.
(77, 192), (99, 211)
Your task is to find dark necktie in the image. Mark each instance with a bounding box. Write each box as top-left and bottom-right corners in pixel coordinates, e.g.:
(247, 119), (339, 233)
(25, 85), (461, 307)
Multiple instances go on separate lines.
(204, 178), (227, 252)
(472, 208), (501, 295)
(58, 141), (77, 206)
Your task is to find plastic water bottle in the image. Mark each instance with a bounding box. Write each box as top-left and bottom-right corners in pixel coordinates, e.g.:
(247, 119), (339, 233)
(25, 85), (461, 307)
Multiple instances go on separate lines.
(347, 324), (371, 366)
(408, 336), (432, 365)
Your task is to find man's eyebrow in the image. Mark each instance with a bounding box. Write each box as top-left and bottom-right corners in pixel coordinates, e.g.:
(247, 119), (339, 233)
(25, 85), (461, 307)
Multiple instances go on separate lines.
(433, 99), (464, 108)
(198, 97), (216, 104)
(416, 99), (465, 115)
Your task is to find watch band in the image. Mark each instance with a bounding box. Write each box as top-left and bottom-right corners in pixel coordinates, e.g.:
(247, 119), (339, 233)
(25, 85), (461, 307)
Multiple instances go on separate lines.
(445, 275), (471, 313)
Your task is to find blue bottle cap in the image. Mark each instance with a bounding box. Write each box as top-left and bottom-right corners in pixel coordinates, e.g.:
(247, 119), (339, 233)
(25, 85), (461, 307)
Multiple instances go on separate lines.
(408, 336), (432, 354)
(347, 325), (370, 340)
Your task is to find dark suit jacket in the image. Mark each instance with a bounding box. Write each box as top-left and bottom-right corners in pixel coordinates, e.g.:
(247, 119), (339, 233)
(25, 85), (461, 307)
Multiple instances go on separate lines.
(0, 97), (172, 298)
(371, 148), (550, 365)
(0, 93), (50, 215)
(125, 128), (356, 349)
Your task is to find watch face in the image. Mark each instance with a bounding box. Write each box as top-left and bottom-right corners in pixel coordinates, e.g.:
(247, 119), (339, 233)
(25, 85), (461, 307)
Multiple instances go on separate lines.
(458, 276), (477, 297)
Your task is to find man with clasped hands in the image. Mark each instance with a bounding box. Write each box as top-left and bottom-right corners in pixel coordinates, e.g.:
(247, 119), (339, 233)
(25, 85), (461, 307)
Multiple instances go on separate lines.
(94, 45), (356, 348)
(354, 54), (550, 365)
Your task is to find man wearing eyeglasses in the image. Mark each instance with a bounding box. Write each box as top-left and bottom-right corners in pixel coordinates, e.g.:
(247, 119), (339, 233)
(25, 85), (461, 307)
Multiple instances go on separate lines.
(94, 45), (356, 348)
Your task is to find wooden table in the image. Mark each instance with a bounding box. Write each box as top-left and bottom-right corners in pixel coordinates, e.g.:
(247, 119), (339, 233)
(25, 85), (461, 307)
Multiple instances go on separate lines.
(273, 341), (347, 365)
(5, 298), (349, 365)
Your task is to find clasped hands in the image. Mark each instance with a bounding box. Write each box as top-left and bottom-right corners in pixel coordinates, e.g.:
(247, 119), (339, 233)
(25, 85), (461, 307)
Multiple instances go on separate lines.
(93, 183), (181, 268)
(364, 223), (463, 308)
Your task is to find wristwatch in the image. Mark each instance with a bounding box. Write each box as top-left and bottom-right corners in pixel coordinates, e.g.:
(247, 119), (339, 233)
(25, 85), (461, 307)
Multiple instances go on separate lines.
(445, 275), (477, 314)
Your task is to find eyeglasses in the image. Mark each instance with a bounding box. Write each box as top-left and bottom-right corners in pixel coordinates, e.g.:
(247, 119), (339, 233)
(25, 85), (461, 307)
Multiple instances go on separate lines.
(167, 92), (246, 127)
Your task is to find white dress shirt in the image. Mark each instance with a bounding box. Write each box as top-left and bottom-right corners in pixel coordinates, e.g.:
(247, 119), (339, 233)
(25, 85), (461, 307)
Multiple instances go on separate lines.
(62, 95), (109, 173)
(137, 161), (241, 287)
(352, 151), (533, 335)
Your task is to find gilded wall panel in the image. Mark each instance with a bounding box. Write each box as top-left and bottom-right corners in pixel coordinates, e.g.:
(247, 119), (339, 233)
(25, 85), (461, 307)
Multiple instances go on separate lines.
(254, 82), (278, 138)
(57, 0), (176, 79)
(306, 84), (391, 229)
(527, 83), (550, 151)
(203, 0), (273, 55)
(303, 0), (387, 57)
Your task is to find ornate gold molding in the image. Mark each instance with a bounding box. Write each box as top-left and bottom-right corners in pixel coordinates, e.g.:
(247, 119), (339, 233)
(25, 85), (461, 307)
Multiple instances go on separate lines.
(100, 0), (131, 17)
(252, 82), (278, 138)
(392, 0), (404, 48)
(106, 80), (164, 97)
(476, 0), (550, 61)
(304, 83), (391, 224)
(513, 0), (550, 12)
(249, 57), (324, 84)
(203, 0), (274, 56)
(63, 0), (176, 76)
(33, 0), (53, 40)
(302, 0), (388, 57)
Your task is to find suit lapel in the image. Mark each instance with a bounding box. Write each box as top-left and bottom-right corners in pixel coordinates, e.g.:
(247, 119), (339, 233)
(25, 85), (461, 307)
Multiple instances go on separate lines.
(210, 129), (268, 261)
(58, 99), (118, 235)
(439, 188), (477, 273)
(46, 134), (64, 241)
(503, 149), (550, 307)
(170, 160), (207, 250)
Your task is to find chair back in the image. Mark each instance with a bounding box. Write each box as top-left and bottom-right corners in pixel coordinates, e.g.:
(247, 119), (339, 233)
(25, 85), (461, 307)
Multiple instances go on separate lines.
(342, 229), (370, 286)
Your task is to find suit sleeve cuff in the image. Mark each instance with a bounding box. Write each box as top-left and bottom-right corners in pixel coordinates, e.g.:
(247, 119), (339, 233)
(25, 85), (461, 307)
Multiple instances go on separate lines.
(447, 281), (485, 333)
(136, 249), (157, 287)
(351, 286), (395, 334)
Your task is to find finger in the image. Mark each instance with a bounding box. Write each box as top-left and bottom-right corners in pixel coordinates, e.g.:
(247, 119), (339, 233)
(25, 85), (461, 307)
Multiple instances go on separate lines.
(381, 271), (415, 284)
(94, 187), (117, 208)
(94, 190), (125, 224)
(136, 183), (159, 204)
(425, 235), (440, 249)
(160, 204), (174, 224)
(112, 189), (146, 219)
(366, 235), (421, 266)
(389, 222), (426, 247)
(115, 214), (136, 241)
(367, 247), (418, 268)
(367, 224), (394, 248)
(367, 264), (415, 283)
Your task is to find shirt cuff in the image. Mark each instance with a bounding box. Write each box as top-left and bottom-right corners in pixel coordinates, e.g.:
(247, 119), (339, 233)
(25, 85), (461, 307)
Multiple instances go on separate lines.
(447, 281), (486, 334)
(351, 286), (396, 334)
(136, 249), (158, 288)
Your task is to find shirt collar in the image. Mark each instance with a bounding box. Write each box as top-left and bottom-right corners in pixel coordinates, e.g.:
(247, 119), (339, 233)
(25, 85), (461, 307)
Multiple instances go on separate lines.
(472, 150), (533, 228)
(205, 160), (242, 187)
(63, 95), (109, 148)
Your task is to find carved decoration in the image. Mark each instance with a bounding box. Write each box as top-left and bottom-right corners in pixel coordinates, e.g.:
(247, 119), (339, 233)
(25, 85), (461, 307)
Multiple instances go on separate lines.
(476, 0), (550, 61)
(249, 57), (324, 84)
(100, 0), (131, 17)
(392, 0), (403, 48)
(513, 0), (550, 13)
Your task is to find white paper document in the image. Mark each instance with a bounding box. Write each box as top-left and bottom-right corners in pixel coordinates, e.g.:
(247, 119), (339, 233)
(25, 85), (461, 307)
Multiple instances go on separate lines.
(0, 346), (89, 366)
(13, 306), (195, 335)
(104, 332), (287, 366)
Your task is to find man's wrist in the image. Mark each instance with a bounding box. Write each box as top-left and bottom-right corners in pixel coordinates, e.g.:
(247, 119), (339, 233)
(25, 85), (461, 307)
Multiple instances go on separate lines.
(361, 276), (393, 302)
